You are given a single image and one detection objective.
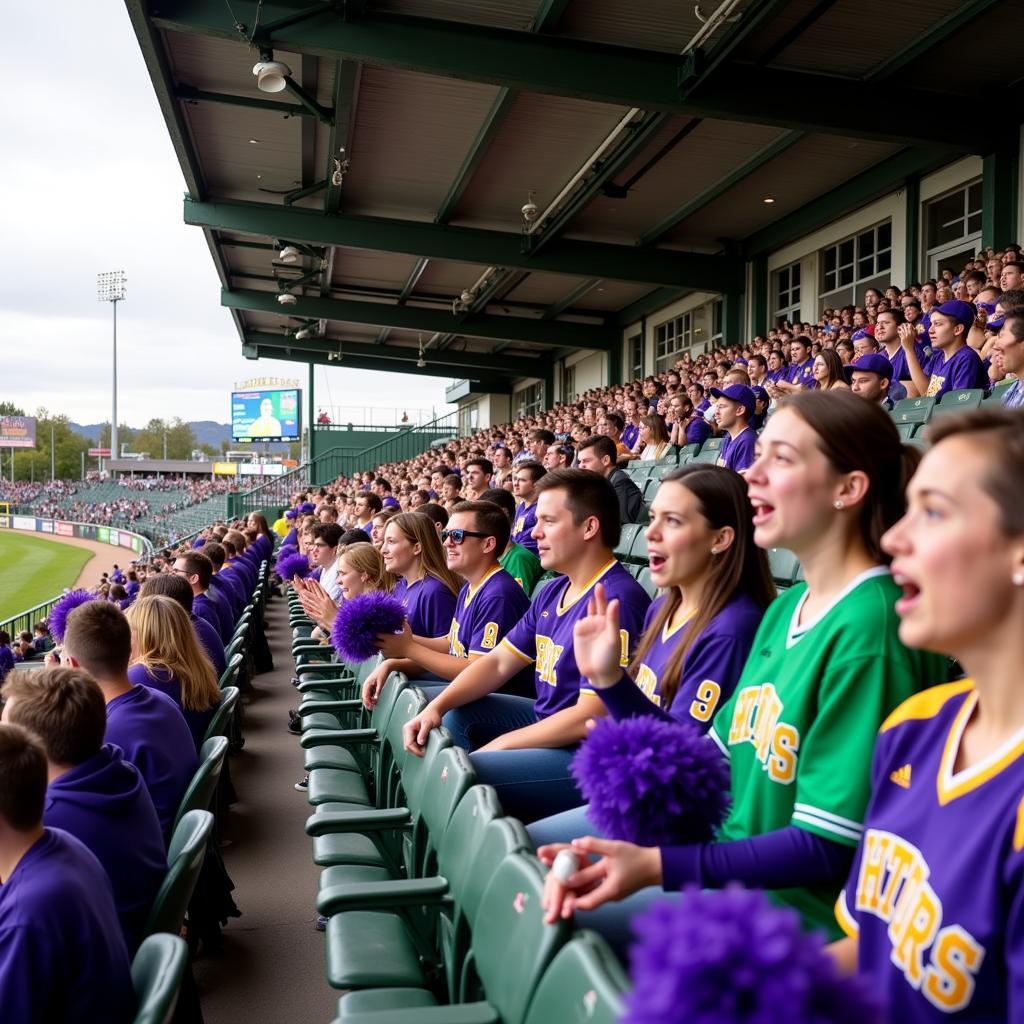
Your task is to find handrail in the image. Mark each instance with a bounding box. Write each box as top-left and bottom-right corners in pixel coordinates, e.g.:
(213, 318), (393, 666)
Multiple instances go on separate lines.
(229, 411), (457, 518)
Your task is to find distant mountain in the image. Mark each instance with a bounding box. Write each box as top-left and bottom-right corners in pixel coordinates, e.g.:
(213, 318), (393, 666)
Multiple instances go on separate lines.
(68, 421), (291, 454)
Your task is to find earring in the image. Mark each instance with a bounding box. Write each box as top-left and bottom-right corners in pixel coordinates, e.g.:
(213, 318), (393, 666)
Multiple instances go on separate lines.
(1014, 572), (1024, 587)
(834, 500), (844, 510)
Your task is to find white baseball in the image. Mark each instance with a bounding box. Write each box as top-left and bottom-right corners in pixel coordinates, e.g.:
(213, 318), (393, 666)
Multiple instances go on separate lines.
(552, 849), (580, 883)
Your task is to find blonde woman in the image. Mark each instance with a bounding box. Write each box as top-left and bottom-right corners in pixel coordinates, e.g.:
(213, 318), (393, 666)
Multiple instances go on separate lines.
(127, 595), (221, 751)
(297, 542), (395, 633)
(636, 414), (673, 461)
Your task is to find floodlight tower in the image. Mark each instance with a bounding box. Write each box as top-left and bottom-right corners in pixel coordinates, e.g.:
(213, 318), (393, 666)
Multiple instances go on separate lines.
(97, 271), (126, 467)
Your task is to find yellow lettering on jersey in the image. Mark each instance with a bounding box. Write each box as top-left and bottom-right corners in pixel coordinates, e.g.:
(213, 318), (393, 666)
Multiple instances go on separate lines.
(535, 635), (563, 687)
(926, 374), (946, 398)
(853, 829), (985, 1009)
(618, 629), (630, 667)
(689, 680), (721, 723)
(448, 619), (466, 658)
(923, 925), (985, 1013)
(726, 684), (800, 784)
(480, 622), (499, 650)
(515, 516), (525, 534)
(634, 664), (662, 707)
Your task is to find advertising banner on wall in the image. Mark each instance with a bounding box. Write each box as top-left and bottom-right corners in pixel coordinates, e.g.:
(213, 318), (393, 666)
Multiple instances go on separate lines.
(0, 416), (36, 449)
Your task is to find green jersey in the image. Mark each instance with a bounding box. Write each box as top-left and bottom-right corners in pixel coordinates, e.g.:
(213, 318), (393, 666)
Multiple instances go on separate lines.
(710, 567), (947, 938)
(499, 542), (543, 596)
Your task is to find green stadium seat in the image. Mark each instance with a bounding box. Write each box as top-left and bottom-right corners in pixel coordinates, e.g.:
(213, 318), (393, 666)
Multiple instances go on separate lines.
(625, 463), (652, 483)
(699, 436), (724, 452)
(521, 933), (629, 1024)
(142, 810), (214, 938)
(891, 396), (935, 424)
(217, 652), (243, 691)
(202, 686), (239, 744)
(896, 422), (916, 441)
(767, 548), (800, 589)
(676, 443), (700, 461)
(642, 476), (659, 501)
(636, 565), (657, 600)
(131, 934), (188, 1024)
(628, 525), (648, 565)
(613, 523), (640, 559)
(172, 736), (228, 833)
(689, 447), (721, 465)
(933, 388), (985, 416)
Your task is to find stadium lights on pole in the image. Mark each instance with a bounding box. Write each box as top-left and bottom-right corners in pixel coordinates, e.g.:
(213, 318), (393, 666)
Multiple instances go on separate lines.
(97, 271), (126, 470)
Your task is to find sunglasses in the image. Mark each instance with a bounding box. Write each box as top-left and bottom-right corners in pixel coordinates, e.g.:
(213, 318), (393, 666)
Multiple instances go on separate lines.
(441, 528), (490, 545)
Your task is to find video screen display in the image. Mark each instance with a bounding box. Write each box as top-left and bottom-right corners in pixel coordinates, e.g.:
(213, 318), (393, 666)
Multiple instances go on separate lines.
(231, 389), (301, 443)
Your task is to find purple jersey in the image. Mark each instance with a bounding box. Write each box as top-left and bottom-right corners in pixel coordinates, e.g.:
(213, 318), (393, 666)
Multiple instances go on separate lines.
(632, 592), (763, 730)
(105, 684), (197, 838)
(448, 566), (531, 658)
(512, 500), (539, 555)
(128, 662), (219, 752)
(837, 681), (1024, 1021)
(621, 422), (640, 450)
(395, 573), (458, 639)
(786, 359), (817, 389)
(191, 611), (227, 680)
(886, 341), (930, 383)
(923, 345), (987, 398)
(685, 416), (713, 447)
(717, 426), (757, 474)
(502, 560), (651, 718)
(0, 829), (133, 1024)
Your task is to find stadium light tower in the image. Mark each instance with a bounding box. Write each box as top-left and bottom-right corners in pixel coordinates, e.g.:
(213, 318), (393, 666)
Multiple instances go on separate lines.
(97, 271), (126, 466)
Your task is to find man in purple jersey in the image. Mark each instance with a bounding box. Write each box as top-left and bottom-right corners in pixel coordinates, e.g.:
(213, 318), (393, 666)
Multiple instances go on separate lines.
(204, 541), (244, 620)
(0, 724), (134, 1024)
(511, 462), (545, 556)
(2, 668), (166, 952)
(900, 299), (987, 399)
(873, 308), (923, 401)
(61, 601), (196, 840)
(846, 353), (895, 410)
(774, 336), (817, 394)
(403, 469), (651, 822)
(710, 384), (757, 474)
(366, 500), (531, 698)
(172, 549), (232, 643)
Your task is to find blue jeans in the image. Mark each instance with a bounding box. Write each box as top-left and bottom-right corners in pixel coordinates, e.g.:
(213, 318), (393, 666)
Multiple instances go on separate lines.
(442, 696), (584, 824)
(526, 804), (599, 848)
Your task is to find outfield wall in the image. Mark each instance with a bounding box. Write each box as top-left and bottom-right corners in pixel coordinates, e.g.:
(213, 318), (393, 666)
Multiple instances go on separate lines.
(0, 516), (154, 636)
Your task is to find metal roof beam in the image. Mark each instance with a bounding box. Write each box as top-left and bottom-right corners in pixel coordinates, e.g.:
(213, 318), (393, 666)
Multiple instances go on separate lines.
(151, 1), (986, 149)
(185, 197), (742, 291)
(324, 60), (360, 214)
(542, 279), (604, 320)
(245, 331), (550, 376)
(223, 287), (618, 348)
(175, 85), (320, 117)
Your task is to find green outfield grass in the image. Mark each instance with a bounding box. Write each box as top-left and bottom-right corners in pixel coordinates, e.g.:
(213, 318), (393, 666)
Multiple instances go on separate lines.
(0, 532), (93, 623)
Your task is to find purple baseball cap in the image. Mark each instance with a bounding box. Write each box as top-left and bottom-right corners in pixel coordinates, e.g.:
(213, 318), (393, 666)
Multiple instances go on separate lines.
(844, 353), (893, 383)
(284, 509), (297, 520)
(299, 501), (316, 514)
(708, 384), (755, 416)
(851, 328), (870, 341)
(932, 299), (976, 333)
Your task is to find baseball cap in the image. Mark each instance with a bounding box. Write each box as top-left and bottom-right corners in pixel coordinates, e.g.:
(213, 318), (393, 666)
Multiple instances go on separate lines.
(851, 328), (870, 341)
(844, 353), (894, 383)
(299, 501), (316, 514)
(708, 384), (755, 416)
(987, 314), (1006, 331)
(284, 509), (297, 520)
(932, 299), (976, 333)
(749, 385), (768, 404)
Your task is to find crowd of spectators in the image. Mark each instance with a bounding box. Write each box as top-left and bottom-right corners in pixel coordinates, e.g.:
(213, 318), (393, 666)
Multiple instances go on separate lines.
(0, 479), (77, 506)
(286, 247), (1024, 524)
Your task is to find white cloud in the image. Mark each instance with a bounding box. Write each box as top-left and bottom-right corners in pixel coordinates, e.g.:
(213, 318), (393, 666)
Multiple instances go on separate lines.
(0, 3), (456, 428)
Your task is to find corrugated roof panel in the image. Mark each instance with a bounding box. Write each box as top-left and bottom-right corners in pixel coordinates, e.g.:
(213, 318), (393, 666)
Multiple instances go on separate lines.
(330, 249), (424, 292)
(502, 273), (593, 306)
(372, 0), (541, 31)
(567, 118), (789, 243)
(451, 91), (634, 231)
(411, 259), (495, 296)
(762, 0), (968, 76)
(666, 134), (901, 247)
(340, 67), (503, 219)
(556, 0), (703, 54)
(565, 281), (652, 312)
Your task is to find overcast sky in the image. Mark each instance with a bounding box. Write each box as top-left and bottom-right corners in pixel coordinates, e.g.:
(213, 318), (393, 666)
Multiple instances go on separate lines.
(1, 4), (455, 428)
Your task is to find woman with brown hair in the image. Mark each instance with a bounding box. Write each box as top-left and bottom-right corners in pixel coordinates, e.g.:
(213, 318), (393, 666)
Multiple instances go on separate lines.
(636, 414), (673, 461)
(127, 595), (221, 751)
(812, 347), (851, 391)
(381, 512), (461, 639)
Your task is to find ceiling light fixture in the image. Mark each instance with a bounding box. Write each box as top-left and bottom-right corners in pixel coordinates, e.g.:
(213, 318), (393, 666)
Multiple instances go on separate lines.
(253, 59), (291, 93)
(295, 326), (311, 340)
(277, 292), (297, 306)
(762, 195), (776, 204)
(249, 138), (260, 144)
(279, 245), (301, 264)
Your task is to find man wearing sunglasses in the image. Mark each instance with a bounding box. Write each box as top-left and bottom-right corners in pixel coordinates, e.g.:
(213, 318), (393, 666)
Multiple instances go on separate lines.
(367, 501), (530, 700)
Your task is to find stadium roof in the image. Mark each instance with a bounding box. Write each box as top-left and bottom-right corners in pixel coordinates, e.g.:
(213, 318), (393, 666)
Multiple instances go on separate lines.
(127, 0), (1020, 383)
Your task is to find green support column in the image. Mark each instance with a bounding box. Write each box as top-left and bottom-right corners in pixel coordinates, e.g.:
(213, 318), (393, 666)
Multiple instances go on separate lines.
(904, 176), (920, 285)
(607, 336), (623, 386)
(723, 291), (744, 346)
(307, 362), (316, 466)
(982, 149), (1019, 251)
(751, 256), (769, 336)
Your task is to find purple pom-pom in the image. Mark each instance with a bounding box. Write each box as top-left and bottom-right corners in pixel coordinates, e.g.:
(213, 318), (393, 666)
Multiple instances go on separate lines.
(331, 591), (407, 662)
(50, 590), (98, 642)
(276, 551), (311, 581)
(277, 543), (298, 561)
(623, 887), (882, 1024)
(570, 716), (730, 846)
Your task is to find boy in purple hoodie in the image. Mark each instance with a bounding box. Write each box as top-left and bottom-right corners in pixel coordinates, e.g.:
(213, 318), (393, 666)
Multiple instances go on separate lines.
(1, 667), (166, 951)
(0, 723), (133, 1023)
